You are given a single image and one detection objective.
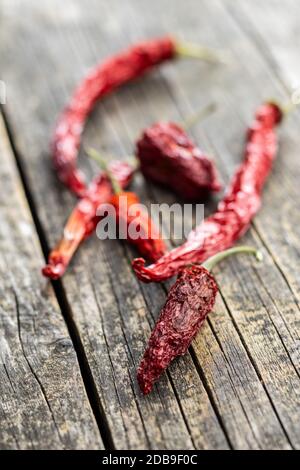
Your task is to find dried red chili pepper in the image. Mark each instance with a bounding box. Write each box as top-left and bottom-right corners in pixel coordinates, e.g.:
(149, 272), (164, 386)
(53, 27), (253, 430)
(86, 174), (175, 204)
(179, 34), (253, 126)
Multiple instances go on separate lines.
(42, 161), (134, 280)
(133, 102), (282, 283)
(52, 36), (223, 197)
(137, 246), (261, 394)
(136, 120), (221, 200)
(88, 148), (166, 262)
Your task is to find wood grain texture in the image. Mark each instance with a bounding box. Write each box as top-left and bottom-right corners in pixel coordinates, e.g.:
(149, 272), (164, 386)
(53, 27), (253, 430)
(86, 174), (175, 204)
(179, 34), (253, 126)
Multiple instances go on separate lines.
(0, 0), (299, 449)
(0, 114), (103, 449)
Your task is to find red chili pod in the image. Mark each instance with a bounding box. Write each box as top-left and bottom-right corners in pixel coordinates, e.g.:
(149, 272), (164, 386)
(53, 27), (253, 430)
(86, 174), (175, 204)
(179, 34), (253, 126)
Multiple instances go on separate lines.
(137, 246), (261, 394)
(136, 121), (221, 200)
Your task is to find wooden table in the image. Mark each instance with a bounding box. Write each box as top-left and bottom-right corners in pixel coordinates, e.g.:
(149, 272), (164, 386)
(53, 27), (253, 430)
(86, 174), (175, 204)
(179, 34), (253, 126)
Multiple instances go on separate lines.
(0, 0), (299, 450)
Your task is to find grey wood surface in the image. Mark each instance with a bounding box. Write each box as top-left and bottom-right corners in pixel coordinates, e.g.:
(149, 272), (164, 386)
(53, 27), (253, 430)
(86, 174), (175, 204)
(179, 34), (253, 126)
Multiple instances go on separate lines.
(0, 114), (103, 449)
(0, 0), (299, 449)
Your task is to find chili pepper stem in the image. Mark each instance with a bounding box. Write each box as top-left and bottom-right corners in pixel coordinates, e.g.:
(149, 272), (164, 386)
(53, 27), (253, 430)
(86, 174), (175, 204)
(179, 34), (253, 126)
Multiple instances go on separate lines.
(202, 246), (262, 272)
(182, 102), (217, 130)
(86, 147), (122, 194)
(174, 40), (231, 64)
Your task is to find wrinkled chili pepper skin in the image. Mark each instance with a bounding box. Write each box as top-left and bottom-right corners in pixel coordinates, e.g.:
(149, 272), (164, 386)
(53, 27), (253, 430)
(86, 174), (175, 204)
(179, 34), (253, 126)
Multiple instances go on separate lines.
(136, 122), (221, 200)
(110, 192), (166, 262)
(133, 102), (282, 282)
(42, 161), (134, 280)
(52, 37), (175, 196)
(137, 265), (218, 394)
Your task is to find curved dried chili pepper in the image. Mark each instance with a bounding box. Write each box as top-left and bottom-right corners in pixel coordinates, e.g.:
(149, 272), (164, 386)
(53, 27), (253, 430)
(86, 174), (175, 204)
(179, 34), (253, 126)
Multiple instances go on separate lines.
(42, 161), (134, 280)
(137, 246), (261, 394)
(136, 121), (221, 200)
(132, 102), (282, 283)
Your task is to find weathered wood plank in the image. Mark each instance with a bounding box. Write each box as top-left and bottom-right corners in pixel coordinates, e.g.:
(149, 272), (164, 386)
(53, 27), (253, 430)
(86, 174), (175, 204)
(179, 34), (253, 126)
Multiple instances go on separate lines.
(0, 0), (229, 449)
(1, 0), (300, 450)
(0, 114), (103, 449)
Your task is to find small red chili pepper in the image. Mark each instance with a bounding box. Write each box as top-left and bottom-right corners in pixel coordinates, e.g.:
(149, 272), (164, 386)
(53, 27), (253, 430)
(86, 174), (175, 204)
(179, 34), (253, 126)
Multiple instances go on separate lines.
(88, 148), (166, 262)
(132, 102), (282, 283)
(52, 36), (223, 197)
(42, 161), (134, 280)
(136, 119), (221, 200)
(137, 246), (261, 394)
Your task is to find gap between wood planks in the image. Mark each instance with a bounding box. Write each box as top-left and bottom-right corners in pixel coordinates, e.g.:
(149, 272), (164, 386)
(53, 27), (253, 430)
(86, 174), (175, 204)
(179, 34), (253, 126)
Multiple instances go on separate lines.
(0, 105), (115, 450)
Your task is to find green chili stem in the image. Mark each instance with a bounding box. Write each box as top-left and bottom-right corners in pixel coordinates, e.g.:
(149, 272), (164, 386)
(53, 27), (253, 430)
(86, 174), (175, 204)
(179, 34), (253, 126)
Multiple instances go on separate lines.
(175, 40), (231, 64)
(86, 147), (122, 194)
(202, 246), (262, 272)
(183, 102), (217, 130)
(282, 102), (297, 115)
(127, 156), (140, 172)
